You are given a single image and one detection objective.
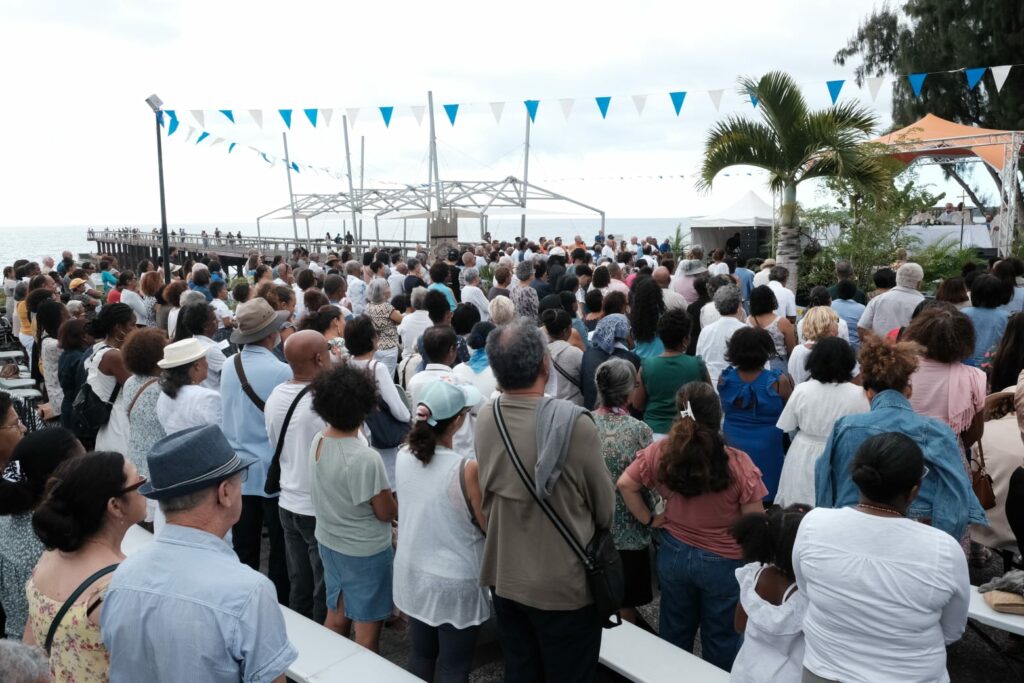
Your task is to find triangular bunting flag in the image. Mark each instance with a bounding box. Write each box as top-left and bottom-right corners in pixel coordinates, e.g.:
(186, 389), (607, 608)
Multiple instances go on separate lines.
(632, 94), (647, 117)
(249, 110), (263, 128)
(320, 108), (333, 127)
(346, 108), (360, 127)
(747, 89), (759, 108)
(443, 103), (459, 126)
(865, 77), (885, 102)
(669, 91), (687, 116)
(219, 110), (234, 123)
(595, 96), (611, 119)
(907, 73), (927, 97)
(196, 131), (210, 144)
(165, 110), (179, 136)
(303, 108), (318, 127)
(524, 99), (539, 123)
(190, 110), (205, 127)
(260, 152), (272, 165)
(991, 65), (1012, 92)
(964, 67), (986, 91)
(291, 162), (300, 173)
(228, 143), (236, 153)
(379, 106), (394, 127)
(707, 89), (723, 112)
(411, 105), (426, 126)
(559, 98), (575, 121)
(279, 109), (293, 128)
(210, 137), (224, 147)
(490, 102), (505, 124)
(826, 79), (845, 104)
(184, 126), (196, 143)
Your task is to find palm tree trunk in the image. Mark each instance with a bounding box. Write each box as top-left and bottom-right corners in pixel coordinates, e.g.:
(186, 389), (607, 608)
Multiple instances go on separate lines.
(775, 183), (801, 293)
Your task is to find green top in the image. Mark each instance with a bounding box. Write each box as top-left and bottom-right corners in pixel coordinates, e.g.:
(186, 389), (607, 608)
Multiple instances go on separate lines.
(310, 435), (392, 557)
(641, 353), (707, 434)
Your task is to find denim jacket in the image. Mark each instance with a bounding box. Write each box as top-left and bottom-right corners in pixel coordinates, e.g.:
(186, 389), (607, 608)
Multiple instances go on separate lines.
(815, 389), (987, 540)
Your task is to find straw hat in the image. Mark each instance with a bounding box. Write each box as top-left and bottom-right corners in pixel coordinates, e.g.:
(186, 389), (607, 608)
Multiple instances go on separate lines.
(158, 338), (207, 369)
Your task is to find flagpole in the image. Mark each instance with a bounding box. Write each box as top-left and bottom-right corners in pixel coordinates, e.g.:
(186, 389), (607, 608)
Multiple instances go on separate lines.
(520, 109), (531, 240)
(282, 132), (300, 247)
(342, 115), (358, 251)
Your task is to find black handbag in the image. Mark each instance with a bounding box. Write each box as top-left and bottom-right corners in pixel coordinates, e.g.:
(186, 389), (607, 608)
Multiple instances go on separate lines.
(71, 347), (120, 438)
(492, 398), (623, 628)
(363, 362), (410, 449)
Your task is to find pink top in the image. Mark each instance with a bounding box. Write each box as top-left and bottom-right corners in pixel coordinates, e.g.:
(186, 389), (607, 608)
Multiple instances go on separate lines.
(909, 358), (985, 435)
(625, 443), (767, 559)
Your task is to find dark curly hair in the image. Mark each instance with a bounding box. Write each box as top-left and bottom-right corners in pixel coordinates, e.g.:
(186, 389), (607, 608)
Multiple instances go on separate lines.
(591, 266), (611, 290)
(629, 276), (665, 343)
(902, 304), (974, 363)
(725, 327), (774, 372)
(311, 364), (378, 431)
(858, 335), (920, 394)
(343, 315), (378, 356)
(748, 285), (778, 317)
(602, 291), (628, 315)
(731, 503), (811, 580)
(805, 336), (857, 383)
(659, 381), (732, 498)
(32, 452), (128, 552)
(122, 327), (168, 375)
(657, 309), (692, 350)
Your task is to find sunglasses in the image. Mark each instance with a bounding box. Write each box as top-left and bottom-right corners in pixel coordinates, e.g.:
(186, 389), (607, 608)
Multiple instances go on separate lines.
(120, 476), (148, 495)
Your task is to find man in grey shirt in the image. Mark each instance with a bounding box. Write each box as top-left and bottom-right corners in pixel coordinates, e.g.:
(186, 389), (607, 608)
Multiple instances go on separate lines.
(857, 263), (925, 338)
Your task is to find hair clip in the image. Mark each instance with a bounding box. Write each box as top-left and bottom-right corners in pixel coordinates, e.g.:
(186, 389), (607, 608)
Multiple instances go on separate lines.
(679, 401), (695, 421)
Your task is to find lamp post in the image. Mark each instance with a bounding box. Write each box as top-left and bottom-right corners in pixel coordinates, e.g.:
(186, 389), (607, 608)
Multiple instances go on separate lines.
(145, 94), (172, 284)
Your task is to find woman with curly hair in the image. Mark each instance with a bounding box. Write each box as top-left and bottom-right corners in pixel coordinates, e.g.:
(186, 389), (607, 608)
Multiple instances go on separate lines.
(618, 381), (767, 671)
(629, 275), (666, 358)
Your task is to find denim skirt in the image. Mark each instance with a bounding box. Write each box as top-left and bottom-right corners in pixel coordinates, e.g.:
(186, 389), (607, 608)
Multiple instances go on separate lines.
(319, 543), (394, 622)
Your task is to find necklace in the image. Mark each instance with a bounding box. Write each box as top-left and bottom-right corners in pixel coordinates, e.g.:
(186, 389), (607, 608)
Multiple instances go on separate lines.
(855, 503), (904, 517)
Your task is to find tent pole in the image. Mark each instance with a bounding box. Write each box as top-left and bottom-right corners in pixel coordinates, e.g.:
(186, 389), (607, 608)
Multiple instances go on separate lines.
(520, 111), (530, 240)
(282, 132), (300, 246)
(342, 115), (359, 251)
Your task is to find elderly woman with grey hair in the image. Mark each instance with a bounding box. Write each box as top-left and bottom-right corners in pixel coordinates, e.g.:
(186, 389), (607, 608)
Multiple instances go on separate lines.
(365, 277), (404, 376)
(580, 313), (640, 410)
(0, 640), (49, 683)
(510, 259), (540, 322)
(593, 357), (656, 624)
(460, 267), (491, 322)
(488, 295), (515, 326)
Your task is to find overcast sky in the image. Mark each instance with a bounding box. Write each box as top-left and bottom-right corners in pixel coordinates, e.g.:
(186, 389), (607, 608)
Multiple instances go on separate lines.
(0, 0), (966, 229)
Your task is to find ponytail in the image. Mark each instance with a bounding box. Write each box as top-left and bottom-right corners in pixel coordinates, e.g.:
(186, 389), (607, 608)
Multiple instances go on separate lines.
(406, 409), (460, 466)
(657, 381), (731, 498)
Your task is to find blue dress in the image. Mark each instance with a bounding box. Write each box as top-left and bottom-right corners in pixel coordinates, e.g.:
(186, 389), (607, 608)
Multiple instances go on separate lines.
(719, 366), (785, 501)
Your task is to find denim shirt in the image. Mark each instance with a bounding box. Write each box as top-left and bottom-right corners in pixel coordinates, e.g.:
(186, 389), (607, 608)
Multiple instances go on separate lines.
(101, 525), (297, 683)
(221, 346), (293, 497)
(814, 390), (986, 541)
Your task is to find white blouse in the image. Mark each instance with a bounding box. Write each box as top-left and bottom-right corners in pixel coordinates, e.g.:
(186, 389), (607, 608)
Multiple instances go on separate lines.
(156, 384), (222, 435)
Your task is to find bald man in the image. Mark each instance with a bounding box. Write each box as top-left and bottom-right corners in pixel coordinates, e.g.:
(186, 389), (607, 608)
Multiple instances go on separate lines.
(653, 266), (688, 311)
(264, 329), (332, 623)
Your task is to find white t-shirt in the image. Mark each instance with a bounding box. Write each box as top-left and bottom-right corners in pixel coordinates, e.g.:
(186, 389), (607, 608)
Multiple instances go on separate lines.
(695, 316), (748, 387)
(211, 298), (233, 329)
(793, 507), (969, 683)
(265, 381), (325, 517)
(156, 384), (222, 436)
(461, 285), (490, 322)
(753, 269), (771, 288)
(768, 280), (797, 319)
(707, 261), (730, 276)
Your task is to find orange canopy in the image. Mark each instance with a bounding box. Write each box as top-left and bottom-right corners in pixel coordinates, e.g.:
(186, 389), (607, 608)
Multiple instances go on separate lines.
(872, 113), (1023, 172)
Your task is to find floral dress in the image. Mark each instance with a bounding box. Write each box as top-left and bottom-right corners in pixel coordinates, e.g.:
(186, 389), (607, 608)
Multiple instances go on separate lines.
(27, 575), (112, 681)
(594, 411), (656, 550)
(0, 513), (44, 638)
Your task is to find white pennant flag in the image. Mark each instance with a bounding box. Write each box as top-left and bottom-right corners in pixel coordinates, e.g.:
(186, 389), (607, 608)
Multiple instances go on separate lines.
(183, 126), (196, 143)
(490, 101), (505, 124)
(210, 137), (225, 147)
(346, 108), (360, 127)
(865, 77), (885, 101)
(632, 94), (647, 117)
(991, 65), (1012, 92)
(320, 108), (333, 127)
(190, 110), (205, 127)
(411, 105), (426, 126)
(707, 89), (724, 112)
(249, 110), (263, 128)
(559, 98), (575, 121)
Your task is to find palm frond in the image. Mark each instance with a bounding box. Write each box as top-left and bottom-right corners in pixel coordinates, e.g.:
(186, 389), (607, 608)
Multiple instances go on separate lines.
(697, 116), (786, 192)
(740, 71), (810, 165)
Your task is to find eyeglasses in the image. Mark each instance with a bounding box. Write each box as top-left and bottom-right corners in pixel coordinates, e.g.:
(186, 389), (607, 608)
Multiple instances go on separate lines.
(120, 476), (147, 495)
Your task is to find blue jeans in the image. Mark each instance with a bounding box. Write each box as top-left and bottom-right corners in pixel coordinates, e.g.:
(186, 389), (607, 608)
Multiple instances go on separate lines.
(655, 530), (742, 671)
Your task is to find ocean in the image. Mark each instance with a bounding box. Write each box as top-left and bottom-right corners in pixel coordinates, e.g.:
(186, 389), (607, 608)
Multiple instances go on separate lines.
(0, 218), (692, 264)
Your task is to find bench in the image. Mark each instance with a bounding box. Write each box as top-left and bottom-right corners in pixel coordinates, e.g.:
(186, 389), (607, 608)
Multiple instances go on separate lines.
(968, 586), (1024, 636)
(599, 620), (729, 682)
(0, 377), (35, 389)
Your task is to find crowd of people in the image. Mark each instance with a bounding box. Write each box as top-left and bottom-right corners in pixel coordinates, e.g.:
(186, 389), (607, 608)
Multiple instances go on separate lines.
(1, 233), (1023, 683)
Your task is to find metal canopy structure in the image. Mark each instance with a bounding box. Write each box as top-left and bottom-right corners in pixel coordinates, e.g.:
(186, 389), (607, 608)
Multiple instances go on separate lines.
(257, 176), (606, 243)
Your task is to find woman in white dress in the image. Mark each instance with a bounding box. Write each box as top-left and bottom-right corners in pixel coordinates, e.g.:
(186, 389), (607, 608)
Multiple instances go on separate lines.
(776, 337), (869, 507)
(84, 303), (136, 452)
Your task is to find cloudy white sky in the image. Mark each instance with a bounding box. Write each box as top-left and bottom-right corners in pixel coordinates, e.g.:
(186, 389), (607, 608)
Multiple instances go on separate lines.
(0, 0), (966, 231)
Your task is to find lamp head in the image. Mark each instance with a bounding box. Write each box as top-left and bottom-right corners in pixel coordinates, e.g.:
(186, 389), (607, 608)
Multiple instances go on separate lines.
(145, 94), (164, 112)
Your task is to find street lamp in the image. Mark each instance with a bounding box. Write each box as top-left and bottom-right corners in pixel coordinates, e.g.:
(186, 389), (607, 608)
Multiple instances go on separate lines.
(145, 93), (172, 284)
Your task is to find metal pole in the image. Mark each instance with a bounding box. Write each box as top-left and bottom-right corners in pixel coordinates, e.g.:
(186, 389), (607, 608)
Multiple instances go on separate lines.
(342, 115), (359, 250)
(403, 218), (407, 243)
(359, 136), (366, 245)
(282, 132), (300, 244)
(520, 110), (531, 239)
(427, 91), (443, 214)
(154, 111), (172, 284)
(305, 217), (311, 251)
(375, 216), (380, 243)
(256, 216), (262, 240)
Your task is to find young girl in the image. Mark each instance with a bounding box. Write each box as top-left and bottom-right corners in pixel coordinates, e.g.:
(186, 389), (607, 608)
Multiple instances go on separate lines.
(729, 504), (811, 682)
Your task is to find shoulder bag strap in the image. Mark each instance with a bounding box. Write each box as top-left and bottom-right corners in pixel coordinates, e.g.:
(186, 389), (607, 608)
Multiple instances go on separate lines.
(268, 385), (313, 473)
(234, 353), (265, 412)
(44, 564), (119, 655)
(550, 355), (581, 389)
(492, 399), (591, 569)
(128, 378), (159, 417)
(458, 458), (483, 533)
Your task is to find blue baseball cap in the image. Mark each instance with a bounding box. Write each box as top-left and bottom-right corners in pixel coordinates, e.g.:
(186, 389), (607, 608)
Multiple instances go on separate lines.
(417, 380), (482, 425)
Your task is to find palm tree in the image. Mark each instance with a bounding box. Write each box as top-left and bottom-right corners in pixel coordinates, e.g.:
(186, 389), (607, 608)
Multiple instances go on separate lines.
(698, 71), (890, 292)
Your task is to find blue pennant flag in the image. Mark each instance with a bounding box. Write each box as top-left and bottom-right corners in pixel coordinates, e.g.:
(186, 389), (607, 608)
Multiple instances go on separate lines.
(524, 99), (539, 122)
(379, 106), (394, 127)
(964, 67), (986, 90)
(747, 89), (759, 108)
(443, 103), (459, 126)
(219, 109), (235, 123)
(595, 96), (611, 119)
(826, 79), (845, 104)
(228, 143), (236, 153)
(669, 91), (686, 116)
(291, 162), (300, 173)
(279, 109), (293, 128)
(304, 108), (318, 126)
(158, 111), (165, 127)
(165, 110), (179, 136)
(261, 152), (272, 165)
(907, 73), (927, 97)
(196, 131), (210, 144)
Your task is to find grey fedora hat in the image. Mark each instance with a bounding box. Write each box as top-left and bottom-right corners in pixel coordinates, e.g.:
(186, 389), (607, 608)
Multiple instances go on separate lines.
(229, 297), (290, 345)
(140, 424), (257, 500)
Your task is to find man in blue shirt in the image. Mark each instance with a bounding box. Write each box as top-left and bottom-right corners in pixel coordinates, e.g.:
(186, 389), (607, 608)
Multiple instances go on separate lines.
(428, 260), (457, 311)
(102, 425), (297, 683)
(831, 279), (867, 352)
(221, 298), (293, 603)
(734, 258), (755, 312)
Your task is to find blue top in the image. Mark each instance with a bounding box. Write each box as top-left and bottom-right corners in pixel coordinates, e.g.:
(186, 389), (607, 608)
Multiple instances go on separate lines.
(189, 282), (214, 303)
(734, 268), (755, 302)
(719, 366), (785, 500)
(428, 282), (457, 311)
(633, 337), (665, 359)
(102, 525), (297, 683)
(831, 298), (866, 351)
(101, 270), (117, 293)
(997, 286), (1024, 314)
(220, 346), (292, 497)
(961, 306), (1009, 367)
(814, 390), (986, 541)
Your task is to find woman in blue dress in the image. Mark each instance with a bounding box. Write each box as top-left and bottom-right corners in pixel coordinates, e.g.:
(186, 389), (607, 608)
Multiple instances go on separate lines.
(719, 327), (793, 501)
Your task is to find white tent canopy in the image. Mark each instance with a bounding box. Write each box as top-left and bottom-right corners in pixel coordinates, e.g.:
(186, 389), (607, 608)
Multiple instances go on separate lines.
(691, 190), (775, 229)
